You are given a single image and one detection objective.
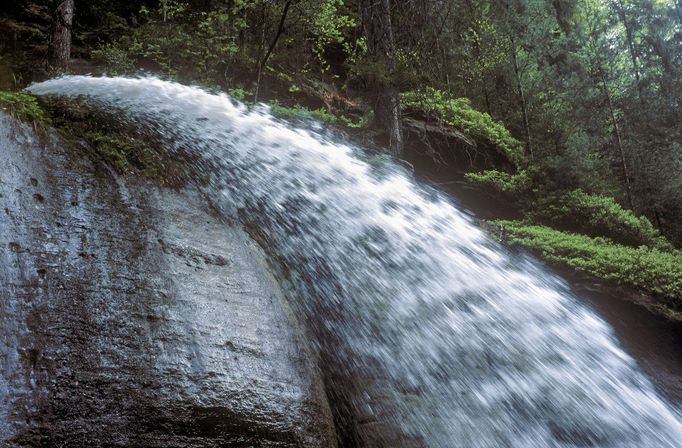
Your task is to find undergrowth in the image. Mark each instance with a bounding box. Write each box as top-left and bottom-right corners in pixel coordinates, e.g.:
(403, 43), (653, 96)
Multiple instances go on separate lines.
(402, 87), (525, 167)
(0, 91), (50, 125)
(494, 220), (682, 308)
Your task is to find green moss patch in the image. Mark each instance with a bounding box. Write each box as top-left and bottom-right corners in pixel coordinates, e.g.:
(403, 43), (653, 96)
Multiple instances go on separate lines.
(494, 220), (682, 308)
(39, 96), (182, 183)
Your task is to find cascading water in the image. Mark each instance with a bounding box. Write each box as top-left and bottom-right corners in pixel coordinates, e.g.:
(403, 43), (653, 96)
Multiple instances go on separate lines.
(29, 76), (682, 447)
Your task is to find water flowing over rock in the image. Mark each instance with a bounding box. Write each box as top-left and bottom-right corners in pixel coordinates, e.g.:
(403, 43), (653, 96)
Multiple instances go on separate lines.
(0, 112), (336, 447)
(22, 76), (682, 447)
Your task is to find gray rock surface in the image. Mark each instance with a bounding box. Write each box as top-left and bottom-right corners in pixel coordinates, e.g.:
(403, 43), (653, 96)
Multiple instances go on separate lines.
(0, 112), (336, 447)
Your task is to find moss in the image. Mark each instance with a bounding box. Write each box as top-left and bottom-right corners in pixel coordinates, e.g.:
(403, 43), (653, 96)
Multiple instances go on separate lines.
(79, 131), (158, 175)
(494, 220), (682, 308)
(401, 88), (524, 167)
(39, 96), (179, 182)
(0, 91), (50, 124)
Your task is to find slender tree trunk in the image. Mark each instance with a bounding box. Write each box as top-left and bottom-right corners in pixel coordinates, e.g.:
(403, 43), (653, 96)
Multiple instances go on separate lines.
(510, 34), (533, 159)
(161, 0), (168, 22)
(601, 71), (634, 210)
(361, 0), (403, 156)
(615, 0), (644, 104)
(48, 0), (74, 72)
(654, 209), (664, 235)
(254, 0), (292, 103)
(483, 84), (492, 116)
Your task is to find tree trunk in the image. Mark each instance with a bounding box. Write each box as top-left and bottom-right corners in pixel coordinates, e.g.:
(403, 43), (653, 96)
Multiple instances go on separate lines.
(601, 70), (634, 210)
(48, 0), (74, 72)
(615, 0), (644, 104)
(254, 0), (292, 104)
(361, 0), (403, 156)
(510, 34), (533, 160)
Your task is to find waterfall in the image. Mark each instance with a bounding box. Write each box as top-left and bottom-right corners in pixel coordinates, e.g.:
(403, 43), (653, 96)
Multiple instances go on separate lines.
(29, 76), (682, 447)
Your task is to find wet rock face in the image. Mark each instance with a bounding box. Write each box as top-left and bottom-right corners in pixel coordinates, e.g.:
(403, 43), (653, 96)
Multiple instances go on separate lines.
(0, 113), (336, 447)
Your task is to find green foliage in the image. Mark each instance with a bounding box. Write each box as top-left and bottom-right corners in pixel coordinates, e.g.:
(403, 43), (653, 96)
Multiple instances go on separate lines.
(95, 2), (249, 81)
(465, 169), (531, 194)
(0, 91), (49, 124)
(538, 131), (618, 193)
(268, 100), (371, 129)
(494, 220), (682, 307)
(309, 0), (357, 72)
(527, 189), (670, 250)
(91, 44), (135, 74)
(268, 101), (337, 124)
(227, 87), (251, 102)
(402, 88), (525, 167)
(339, 110), (372, 129)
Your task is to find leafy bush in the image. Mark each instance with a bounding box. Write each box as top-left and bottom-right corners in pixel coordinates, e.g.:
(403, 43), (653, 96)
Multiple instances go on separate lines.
(494, 220), (682, 307)
(91, 44), (135, 74)
(401, 88), (524, 167)
(227, 87), (251, 102)
(94, 3), (247, 82)
(527, 189), (670, 249)
(465, 169), (531, 195)
(310, 0), (357, 72)
(0, 91), (49, 124)
(268, 101), (337, 124)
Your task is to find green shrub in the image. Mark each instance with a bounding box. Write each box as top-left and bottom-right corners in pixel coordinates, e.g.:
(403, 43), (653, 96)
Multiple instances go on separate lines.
(494, 220), (682, 308)
(401, 88), (524, 167)
(227, 87), (252, 102)
(527, 189), (670, 249)
(339, 110), (372, 129)
(91, 44), (135, 74)
(0, 91), (49, 124)
(90, 3), (247, 82)
(465, 169), (531, 195)
(269, 101), (337, 124)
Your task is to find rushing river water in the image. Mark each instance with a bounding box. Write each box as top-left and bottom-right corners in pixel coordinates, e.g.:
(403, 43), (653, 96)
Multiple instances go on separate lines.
(29, 76), (682, 447)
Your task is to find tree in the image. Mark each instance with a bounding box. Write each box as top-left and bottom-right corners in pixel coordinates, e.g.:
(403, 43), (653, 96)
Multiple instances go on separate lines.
(509, 32), (533, 159)
(361, 0), (403, 156)
(48, 0), (74, 71)
(254, 0), (294, 103)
